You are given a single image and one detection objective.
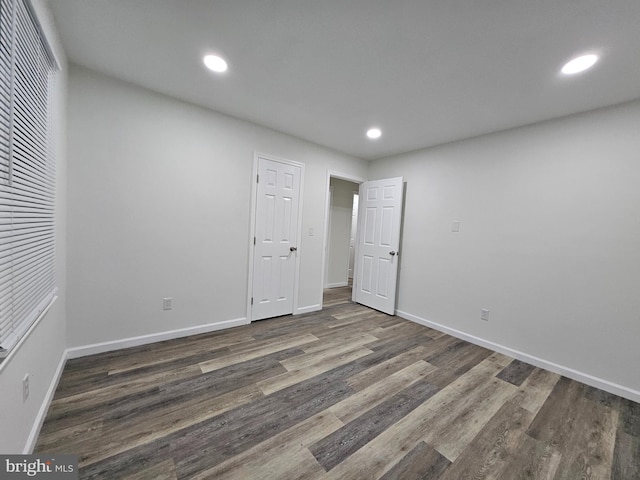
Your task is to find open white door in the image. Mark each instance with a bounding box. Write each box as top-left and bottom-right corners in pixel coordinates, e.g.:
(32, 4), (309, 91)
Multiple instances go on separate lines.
(353, 177), (404, 315)
(251, 156), (302, 320)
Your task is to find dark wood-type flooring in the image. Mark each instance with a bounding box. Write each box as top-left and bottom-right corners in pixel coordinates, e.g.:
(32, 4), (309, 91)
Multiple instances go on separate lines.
(36, 285), (640, 479)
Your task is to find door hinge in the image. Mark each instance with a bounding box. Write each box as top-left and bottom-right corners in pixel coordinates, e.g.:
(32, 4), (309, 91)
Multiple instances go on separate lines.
(253, 236), (256, 245)
(257, 174), (259, 183)
(251, 297), (254, 305)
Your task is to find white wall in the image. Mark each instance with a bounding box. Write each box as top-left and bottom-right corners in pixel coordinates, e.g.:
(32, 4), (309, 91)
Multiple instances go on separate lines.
(326, 178), (356, 287)
(0, 0), (67, 453)
(370, 99), (640, 398)
(66, 65), (368, 348)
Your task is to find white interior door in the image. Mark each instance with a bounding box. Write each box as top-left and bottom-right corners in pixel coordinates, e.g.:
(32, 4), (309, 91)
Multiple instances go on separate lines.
(353, 177), (404, 315)
(252, 156), (302, 320)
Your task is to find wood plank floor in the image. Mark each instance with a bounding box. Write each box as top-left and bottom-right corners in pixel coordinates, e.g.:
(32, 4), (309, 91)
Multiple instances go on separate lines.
(36, 286), (640, 479)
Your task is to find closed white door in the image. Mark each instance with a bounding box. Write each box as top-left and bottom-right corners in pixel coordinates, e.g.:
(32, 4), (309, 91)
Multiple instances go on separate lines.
(353, 177), (404, 315)
(252, 157), (302, 320)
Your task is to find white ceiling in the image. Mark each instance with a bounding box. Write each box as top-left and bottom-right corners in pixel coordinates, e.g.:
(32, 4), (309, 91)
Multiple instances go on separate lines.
(48, 0), (640, 160)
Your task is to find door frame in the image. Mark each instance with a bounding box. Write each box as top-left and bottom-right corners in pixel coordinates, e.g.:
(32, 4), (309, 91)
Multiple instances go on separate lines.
(320, 170), (366, 310)
(324, 185), (333, 288)
(348, 188), (359, 281)
(247, 152), (305, 321)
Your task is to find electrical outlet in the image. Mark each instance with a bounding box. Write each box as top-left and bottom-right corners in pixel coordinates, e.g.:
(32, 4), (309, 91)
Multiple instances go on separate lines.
(23, 374), (29, 402)
(163, 297), (172, 310)
(452, 221), (461, 232)
(481, 309), (490, 321)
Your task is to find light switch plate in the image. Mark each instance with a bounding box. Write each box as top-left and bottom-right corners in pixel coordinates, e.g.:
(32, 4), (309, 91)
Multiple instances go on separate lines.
(163, 297), (173, 310)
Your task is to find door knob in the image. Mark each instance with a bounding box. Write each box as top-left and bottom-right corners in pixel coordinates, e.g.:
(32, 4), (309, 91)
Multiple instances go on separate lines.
(290, 246), (298, 252)
(389, 251), (396, 256)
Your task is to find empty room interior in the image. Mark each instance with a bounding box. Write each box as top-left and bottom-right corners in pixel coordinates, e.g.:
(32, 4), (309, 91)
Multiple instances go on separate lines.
(1, 0), (640, 478)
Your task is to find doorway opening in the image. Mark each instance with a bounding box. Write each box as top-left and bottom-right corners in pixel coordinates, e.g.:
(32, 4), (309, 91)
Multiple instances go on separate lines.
(323, 176), (360, 307)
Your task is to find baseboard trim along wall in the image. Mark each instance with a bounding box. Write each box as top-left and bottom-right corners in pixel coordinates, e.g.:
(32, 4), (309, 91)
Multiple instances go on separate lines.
(295, 304), (321, 315)
(22, 318), (250, 454)
(28, 309), (638, 454)
(396, 309), (640, 404)
(66, 317), (249, 359)
(326, 282), (349, 288)
(26, 316), (250, 453)
(24, 348), (68, 453)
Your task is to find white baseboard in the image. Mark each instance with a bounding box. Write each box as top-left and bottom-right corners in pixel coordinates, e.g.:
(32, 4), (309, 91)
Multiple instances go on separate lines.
(295, 304), (321, 315)
(23, 316), (249, 453)
(24, 348), (68, 453)
(66, 317), (249, 359)
(326, 282), (348, 288)
(396, 309), (640, 404)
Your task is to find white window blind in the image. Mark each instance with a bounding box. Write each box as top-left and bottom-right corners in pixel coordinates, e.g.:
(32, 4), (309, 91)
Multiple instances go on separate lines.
(0, 0), (57, 358)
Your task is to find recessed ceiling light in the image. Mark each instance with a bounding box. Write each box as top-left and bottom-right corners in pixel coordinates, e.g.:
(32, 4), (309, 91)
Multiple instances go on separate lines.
(203, 54), (228, 73)
(561, 54), (598, 75)
(366, 128), (382, 139)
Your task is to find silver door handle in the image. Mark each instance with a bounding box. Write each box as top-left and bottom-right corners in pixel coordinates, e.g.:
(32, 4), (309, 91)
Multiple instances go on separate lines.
(389, 251), (396, 256)
(290, 246), (297, 252)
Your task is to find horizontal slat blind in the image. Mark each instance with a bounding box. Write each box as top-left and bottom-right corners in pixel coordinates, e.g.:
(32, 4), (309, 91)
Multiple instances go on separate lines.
(0, 0), (56, 357)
